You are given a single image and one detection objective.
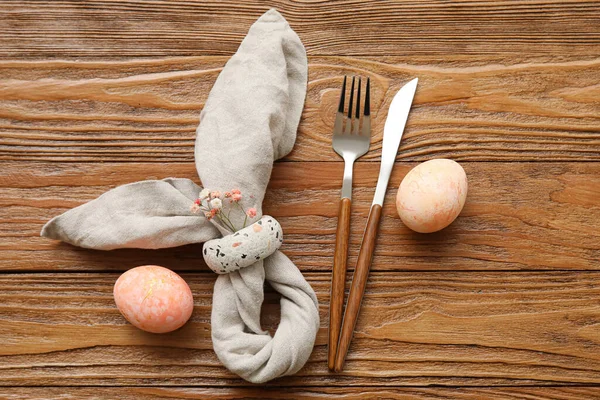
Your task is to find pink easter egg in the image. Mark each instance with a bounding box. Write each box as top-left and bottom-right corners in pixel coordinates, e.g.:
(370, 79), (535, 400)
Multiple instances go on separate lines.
(396, 159), (468, 233)
(113, 265), (194, 333)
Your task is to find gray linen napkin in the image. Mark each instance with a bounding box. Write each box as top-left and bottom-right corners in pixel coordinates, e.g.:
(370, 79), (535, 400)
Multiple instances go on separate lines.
(41, 9), (319, 384)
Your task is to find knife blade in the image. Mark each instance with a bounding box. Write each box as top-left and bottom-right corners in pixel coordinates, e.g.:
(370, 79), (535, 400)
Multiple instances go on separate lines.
(372, 77), (418, 206)
(333, 77), (418, 372)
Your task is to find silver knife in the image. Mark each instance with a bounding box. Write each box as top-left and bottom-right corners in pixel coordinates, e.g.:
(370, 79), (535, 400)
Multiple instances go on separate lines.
(333, 78), (418, 372)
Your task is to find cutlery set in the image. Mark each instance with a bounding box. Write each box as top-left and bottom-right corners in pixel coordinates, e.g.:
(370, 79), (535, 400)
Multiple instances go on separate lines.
(329, 76), (419, 372)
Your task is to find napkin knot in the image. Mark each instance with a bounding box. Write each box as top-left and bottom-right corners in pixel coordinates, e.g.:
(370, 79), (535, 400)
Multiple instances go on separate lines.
(202, 216), (283, 274)
(40, 8), (319, 384)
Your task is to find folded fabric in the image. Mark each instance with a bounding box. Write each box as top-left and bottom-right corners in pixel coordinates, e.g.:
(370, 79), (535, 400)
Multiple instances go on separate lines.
(41, 9), (319, 384)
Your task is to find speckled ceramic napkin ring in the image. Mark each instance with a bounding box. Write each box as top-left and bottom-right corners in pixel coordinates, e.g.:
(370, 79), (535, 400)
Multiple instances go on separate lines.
(203, 216), (283, 274)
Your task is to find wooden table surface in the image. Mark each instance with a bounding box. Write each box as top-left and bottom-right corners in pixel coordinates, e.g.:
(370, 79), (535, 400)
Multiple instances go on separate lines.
(1, 1), (600, 398)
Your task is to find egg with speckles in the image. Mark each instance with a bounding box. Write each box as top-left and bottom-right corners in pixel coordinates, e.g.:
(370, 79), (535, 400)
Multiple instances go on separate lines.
(396, 159), (468, 233)
(113, 265), (194, 333)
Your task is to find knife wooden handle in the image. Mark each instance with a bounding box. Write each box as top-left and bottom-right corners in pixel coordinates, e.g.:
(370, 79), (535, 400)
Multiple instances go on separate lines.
(334, 203), (382, 372)
(328, 197), (352, 370)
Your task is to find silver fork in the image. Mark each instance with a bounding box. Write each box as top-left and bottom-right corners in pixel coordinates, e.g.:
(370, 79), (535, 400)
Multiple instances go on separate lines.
(328, 76), (371, 370)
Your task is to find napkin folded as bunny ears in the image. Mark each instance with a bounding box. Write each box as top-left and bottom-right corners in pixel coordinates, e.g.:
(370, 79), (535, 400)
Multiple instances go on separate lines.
(41, 9), (320, 384)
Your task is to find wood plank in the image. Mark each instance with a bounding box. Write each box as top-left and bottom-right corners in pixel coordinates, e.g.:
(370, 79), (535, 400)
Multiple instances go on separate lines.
(3, 386), (600, 399)
(1, 1), (599, 58)
(1, 272), (600, 386)
(1, 161), (598, 272)
(1, 56), (599, 163)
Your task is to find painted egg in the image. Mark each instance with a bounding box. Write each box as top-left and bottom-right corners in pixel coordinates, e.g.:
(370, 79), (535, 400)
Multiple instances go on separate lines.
(113, 265), (194, 333)
(396, 159), (468, 233)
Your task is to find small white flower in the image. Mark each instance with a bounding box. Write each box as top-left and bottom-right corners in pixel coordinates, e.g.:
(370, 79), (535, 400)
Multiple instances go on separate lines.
(210, 198), (222, 210)
(199, 188), (210, 199)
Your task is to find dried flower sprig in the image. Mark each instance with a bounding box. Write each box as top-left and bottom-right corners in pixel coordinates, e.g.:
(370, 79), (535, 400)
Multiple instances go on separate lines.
(191, 188), (256, 232)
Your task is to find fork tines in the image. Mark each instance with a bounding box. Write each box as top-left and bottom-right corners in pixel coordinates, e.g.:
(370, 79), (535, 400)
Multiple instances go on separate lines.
(336, 75), (371, 137)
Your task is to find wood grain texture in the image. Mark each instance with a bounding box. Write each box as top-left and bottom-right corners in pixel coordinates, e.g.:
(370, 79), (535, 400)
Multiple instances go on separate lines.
(1, 1), (599, 58)
(1, 56), (599, 162)
(2, 0), (599, 393)
(1, 161), (598, 272)
(3, 386), (600, 399)
(329, 197), (352, 370)
(1, 272), (600, 386)
(335, 204), (383, 372)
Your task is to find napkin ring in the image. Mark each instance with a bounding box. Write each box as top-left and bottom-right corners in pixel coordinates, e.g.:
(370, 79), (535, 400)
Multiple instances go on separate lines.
(202, 216), (283, 274)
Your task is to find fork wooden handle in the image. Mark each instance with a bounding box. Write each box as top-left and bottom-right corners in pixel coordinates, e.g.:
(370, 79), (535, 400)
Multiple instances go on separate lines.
(328, 197), (352, 370)
(334, 203), (382, 372)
